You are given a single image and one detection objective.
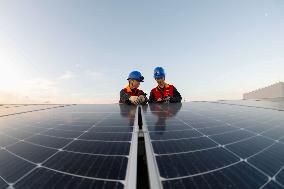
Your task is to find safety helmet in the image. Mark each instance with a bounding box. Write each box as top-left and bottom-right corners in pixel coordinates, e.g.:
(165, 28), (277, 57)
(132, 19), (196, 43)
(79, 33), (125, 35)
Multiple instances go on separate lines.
(127, 71), (144, 82)
(153, 67), (165, 79)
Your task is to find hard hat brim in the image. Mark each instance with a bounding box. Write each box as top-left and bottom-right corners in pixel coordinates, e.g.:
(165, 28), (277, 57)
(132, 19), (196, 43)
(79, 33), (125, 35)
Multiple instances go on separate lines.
(127, 78), (144, 82)
(154, 76), (165, 79)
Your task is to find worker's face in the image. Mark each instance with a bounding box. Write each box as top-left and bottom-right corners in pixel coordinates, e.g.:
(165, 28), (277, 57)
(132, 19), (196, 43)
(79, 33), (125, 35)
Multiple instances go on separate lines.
(130, 79), (140, 89)
(156, 77), (165, 87)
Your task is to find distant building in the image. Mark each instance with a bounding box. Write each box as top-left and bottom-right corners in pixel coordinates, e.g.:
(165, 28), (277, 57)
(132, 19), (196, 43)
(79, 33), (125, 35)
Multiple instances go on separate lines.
(243, 82), (284, 100)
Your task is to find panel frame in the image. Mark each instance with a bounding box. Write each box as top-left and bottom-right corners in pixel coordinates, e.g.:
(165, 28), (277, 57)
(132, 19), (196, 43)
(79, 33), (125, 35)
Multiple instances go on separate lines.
(141, 106), (163, 189)
(124, 106), (139, 189)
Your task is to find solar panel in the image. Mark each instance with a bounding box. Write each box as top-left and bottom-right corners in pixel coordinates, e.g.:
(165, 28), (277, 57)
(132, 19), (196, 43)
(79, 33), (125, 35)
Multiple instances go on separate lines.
(212, 99), (284, 111)
(143, 102), (284, 189)
(1, 101), (284, 189)
(0, 105), (66, 117)
(0, 104), (138, 189)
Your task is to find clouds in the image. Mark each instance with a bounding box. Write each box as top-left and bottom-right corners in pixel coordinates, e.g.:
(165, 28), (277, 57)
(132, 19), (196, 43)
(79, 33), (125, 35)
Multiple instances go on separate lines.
(0, 68), (108, 104)
(59, 70), (76, 80)
(0, 78), (58, 104)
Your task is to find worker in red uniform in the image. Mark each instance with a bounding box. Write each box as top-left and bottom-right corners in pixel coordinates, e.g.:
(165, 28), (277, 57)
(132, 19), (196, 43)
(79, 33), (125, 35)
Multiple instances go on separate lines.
(119, 71), (148, 105)
(149, 67), (182, 103)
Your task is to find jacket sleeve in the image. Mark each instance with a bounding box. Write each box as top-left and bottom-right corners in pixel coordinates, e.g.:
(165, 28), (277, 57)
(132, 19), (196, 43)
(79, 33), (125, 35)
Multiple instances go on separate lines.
(120, 89), (131, 104)
(170, 87), (182, 103)
(148, 91), (155, 103)
(140, 90), (148, 104)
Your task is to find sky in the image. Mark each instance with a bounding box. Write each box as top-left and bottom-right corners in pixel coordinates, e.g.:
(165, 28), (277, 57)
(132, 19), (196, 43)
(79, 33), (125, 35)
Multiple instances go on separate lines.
(0, 0), (284, 104)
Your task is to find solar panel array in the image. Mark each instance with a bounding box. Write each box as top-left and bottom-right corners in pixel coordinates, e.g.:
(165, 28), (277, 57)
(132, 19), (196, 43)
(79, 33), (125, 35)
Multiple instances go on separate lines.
(0, 105), (65, 117)
(0, 104), (138, 189)
(143, 102), (284, 189)
(214, 99), (284, 111)
(1, 101), (284, 189)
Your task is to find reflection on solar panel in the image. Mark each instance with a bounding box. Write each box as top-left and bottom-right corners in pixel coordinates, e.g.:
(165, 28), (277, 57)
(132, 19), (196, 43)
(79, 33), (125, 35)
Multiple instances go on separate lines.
(143, 102), (284, 189)
(213, 99), (284, 111)
(0, 104), (138, 189)
(1, 101), (284, 189)
(0, 105), (66, 117)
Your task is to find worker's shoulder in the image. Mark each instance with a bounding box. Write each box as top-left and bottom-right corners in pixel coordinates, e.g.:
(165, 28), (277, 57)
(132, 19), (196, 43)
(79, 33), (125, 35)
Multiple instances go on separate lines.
(150, 87), (157, 92)
(120, 88), (127, 93)
(138, 88), (146, 93)
(165, 83), (175, 88)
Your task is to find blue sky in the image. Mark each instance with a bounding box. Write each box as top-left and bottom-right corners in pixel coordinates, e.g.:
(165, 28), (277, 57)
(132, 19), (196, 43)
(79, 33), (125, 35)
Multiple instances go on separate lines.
(0, 0), (283, 103)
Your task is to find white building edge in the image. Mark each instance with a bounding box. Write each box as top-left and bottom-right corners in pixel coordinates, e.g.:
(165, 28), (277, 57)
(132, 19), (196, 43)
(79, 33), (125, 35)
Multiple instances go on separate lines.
(243, 82), (284, 100)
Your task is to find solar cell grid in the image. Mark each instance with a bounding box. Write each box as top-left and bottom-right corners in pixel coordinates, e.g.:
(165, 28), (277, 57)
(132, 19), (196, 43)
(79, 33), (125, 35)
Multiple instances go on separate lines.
(0, 104), (138, 189)
(143, 102), (284, 189)
(1, 101), (284, 189)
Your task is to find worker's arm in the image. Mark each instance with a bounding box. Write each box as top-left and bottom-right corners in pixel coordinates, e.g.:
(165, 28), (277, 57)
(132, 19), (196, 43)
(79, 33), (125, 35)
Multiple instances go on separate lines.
(170, 87), (182, 103)
(140, 91), (148, 104)
(120, 90), (132, 104)
(148, 91), (155, 103)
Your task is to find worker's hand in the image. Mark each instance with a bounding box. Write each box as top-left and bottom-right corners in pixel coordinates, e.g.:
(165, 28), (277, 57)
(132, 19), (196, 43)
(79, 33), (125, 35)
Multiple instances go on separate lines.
(157, 98), (163, 102)
(164, 96), (171, 103)
(129, 96), (139, 105)
(138, 95), (146, 104)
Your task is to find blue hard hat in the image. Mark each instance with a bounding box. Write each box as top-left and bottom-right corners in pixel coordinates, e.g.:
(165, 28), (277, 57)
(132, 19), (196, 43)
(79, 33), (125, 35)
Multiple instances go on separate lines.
(127, 71), (144, 82)
(154, 67), (165, 79)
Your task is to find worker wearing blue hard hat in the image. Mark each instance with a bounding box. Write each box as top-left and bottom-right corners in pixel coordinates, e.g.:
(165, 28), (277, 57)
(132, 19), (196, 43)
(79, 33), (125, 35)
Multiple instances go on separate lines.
(119, 71), (148, 105)
(149, 67), (182, 103)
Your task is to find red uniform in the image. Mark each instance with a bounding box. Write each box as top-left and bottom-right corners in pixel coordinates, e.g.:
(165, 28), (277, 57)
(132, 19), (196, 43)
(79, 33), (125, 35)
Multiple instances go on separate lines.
(149, 83), (182, 103)
(150, 84), (174, 100)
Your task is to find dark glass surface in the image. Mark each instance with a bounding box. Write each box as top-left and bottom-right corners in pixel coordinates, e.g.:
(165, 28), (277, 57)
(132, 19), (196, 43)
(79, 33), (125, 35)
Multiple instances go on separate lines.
(149, 129), (202, 140)
(0, 177), (8, 189)
(43, 151), (128, 180)
(41, 129), (83, 138)
(147, 125), (189, 132)
(0, 128), (33, 140)
(7, 142), (57, 163)
(152, 136), (217, 154)
(262, 181), (284, 189)
(210, 130), (255, 145)
(97, 119), (135, 126)
(55, 125), (93, 132)
(26, 134), (72, 148)
(145, 102), (284, 189)
(12, 125), (49, 133)
(246, 124), (278, 133)
(216, 99), (284, 111)
(0, 104), (137, 188)
(0, 105), (65, 117)
(156, 147), (239, 178)
(277, 169), (284, 186)
(65, 140), (130, 155)
(0, 133), (18, 146)
(1, 101), (284, 188)
(0, 150), (36, 183)
(198, 124), (238, 135)
(226, 136), (274, 158)
(262, 126), (284, 140)
(15, 168), (124, 189)
(248, 143), (284, 176)
(90, 126), (133, 133)
(189, 121), (225, 129)
(79, 132), (132, 141)
(162, 162), (268, 189)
